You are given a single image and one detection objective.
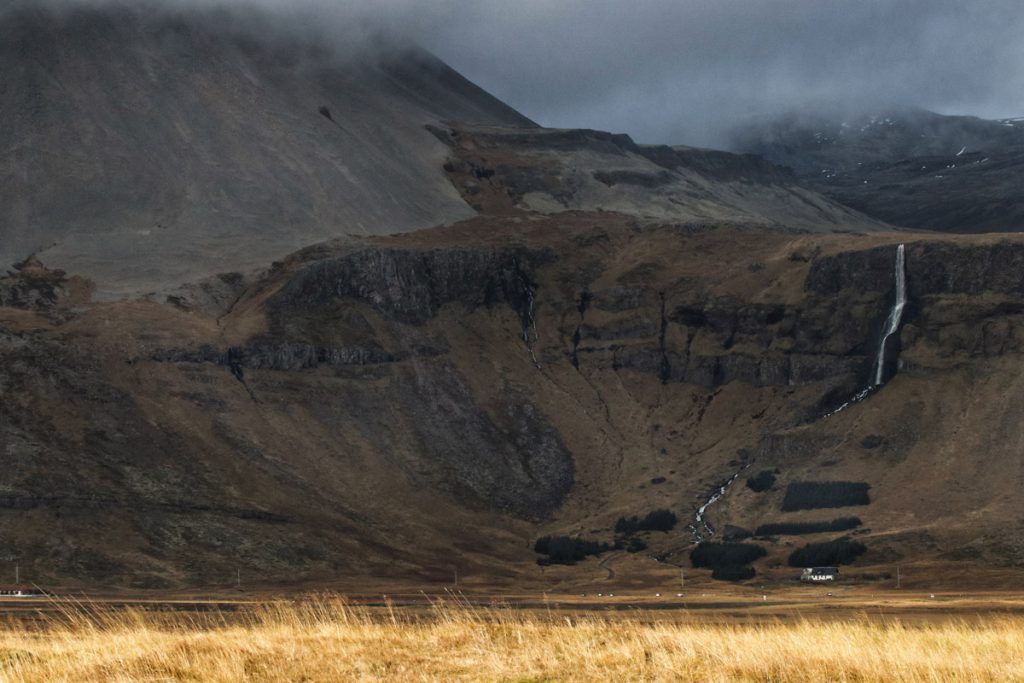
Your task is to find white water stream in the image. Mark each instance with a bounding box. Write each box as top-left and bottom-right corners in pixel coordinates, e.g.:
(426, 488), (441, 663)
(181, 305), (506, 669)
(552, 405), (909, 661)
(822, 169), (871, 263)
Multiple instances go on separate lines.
(822, 243), (906, 420)
(687, 467), (748, 543)
(872, 243), (907, 386)
(687, 245), (909, 539)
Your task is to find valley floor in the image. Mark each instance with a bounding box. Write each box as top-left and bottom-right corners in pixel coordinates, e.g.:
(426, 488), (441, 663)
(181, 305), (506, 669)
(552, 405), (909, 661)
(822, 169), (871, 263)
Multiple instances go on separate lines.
(2, 593), (1024, 681)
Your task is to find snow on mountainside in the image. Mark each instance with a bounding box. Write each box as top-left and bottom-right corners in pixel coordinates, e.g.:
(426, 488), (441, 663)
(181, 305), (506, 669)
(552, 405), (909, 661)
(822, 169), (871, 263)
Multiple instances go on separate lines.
(731, 108), (1024, 233)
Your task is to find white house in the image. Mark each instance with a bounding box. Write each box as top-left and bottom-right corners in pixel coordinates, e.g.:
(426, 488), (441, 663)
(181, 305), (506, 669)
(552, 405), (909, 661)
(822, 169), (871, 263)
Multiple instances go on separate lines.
(800, 566), (839, 582)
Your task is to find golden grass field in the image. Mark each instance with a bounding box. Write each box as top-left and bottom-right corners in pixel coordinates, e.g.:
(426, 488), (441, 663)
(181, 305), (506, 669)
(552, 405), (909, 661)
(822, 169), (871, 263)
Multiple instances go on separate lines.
(0, 594), (1023, 682)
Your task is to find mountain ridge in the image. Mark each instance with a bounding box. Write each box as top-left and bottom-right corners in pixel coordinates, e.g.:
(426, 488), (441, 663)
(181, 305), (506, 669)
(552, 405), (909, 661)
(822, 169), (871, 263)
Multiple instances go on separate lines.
(1, 4), (886, 298)
(731, 107), (1024, 233)
(0, 4), (536, 296)
(5, 6), (1024, 593)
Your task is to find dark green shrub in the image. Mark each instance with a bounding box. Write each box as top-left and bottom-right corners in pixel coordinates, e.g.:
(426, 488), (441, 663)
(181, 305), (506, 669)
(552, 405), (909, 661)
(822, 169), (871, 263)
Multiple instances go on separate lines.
(860, 435), (883, 449)
(746, 470), (777, 492)
(722, 525), (753, 541)
(534, 536), (611, 566)
(781, 482), (870, 511)
(788, 540), (867, 567)
(690, 542), (766, 568)
(625, 537), (648, 553)
(615, 509), (678, 535)
(711, 565), (756, 581)
(755, 517), (862, 536)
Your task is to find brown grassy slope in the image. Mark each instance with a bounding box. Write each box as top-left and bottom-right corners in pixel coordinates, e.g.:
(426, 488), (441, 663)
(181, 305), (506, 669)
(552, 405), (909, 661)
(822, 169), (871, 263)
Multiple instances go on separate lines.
(5, 212), (1024, 589)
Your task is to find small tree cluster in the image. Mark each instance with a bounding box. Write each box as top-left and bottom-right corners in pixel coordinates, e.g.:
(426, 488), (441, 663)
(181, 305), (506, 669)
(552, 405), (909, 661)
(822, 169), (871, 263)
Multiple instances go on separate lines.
(781, 481), (870, 512)
(711, 565), (756, 581)
(787, 540), (867, 567)
(534, 536), (610, 566)
(690, 542), (767, 568)
(746, 470), (777, 493)
(624, 537), (648, 553)
(614, 509), (678, 535)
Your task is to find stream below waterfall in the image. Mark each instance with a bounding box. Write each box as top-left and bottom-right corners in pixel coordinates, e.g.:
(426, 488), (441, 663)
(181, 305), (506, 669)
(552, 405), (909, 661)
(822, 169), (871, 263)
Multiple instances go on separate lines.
(682, 244), (907, 544)
(687, 466), (750, 543)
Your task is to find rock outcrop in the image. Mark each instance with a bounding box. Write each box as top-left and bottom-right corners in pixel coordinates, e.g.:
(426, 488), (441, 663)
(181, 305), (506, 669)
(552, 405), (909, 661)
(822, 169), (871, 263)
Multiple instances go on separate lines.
(8, 215), (1024, 586)
(432, 125), (883, 232)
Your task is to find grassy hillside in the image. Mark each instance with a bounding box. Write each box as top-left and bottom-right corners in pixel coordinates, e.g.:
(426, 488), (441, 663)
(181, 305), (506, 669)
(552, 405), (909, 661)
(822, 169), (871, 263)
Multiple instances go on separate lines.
(6, 212), (1024, 589)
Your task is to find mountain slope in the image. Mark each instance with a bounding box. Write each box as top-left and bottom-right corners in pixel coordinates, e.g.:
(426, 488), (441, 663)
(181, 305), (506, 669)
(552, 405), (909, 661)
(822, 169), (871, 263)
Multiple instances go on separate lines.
(0, 5), (535, 296)
(0, 5), (892, 300)
(6, 6), (1024, 593)
(7, 215), (1024, 590)
(731, 108), (1024, 233)
(432, 125), (883, 233)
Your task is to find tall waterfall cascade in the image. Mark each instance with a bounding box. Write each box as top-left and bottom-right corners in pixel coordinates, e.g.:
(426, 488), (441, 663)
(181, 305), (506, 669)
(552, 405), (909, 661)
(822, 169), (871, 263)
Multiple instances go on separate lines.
(821, 243), (907, 420)
(872, 243), (907, 386)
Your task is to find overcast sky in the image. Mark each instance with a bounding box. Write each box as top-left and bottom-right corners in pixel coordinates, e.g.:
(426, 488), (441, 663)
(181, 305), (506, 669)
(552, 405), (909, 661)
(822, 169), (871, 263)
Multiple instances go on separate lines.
(409, 0), (1024, 147)
(21, 0), (1024, 148)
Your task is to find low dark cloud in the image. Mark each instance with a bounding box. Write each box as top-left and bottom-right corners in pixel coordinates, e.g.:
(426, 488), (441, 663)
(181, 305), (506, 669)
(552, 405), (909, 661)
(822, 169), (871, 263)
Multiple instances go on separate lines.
(14, 0), (1024, 147)
(420, 0), (1024, 147)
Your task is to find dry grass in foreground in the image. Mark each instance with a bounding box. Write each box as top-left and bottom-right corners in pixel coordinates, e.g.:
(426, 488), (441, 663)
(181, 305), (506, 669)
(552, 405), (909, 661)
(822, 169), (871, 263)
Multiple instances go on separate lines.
(0, 596), (1021, 681)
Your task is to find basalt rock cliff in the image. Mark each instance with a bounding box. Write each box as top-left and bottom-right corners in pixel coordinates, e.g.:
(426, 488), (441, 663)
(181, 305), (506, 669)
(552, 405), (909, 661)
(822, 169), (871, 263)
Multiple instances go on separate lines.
(4, 6), (1024, 592)
(6, 213), (1024, 589)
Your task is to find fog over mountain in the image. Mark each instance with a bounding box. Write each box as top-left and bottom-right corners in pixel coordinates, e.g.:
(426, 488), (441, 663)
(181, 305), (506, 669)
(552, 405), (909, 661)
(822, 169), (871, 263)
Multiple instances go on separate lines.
(8, 0), (1024, 593)
(19, 0), (1022, 147)
(433, 1), (1024, 148)
(0, 1), (537, 294)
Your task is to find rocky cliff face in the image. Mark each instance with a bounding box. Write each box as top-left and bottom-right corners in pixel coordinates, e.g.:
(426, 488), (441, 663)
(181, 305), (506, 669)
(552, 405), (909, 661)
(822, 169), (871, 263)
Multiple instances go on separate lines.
(807, 241), (1024, 365)
(270, 246), (546, 327)
(7, 212), (1024, 588)
(7, 2), (1024, 593)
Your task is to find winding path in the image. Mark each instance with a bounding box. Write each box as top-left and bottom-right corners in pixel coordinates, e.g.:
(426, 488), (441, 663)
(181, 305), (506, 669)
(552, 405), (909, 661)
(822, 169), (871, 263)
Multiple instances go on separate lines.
(598, 552), (621, 579)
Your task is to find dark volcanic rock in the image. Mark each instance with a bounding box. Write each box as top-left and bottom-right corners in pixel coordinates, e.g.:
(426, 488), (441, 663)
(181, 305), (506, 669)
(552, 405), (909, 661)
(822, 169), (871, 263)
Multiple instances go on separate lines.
(578, 317), (659, 342)
(593, 170), (674, 188)
(807, 241), (1024, 297)
(0, 258), (68, 309)
(907, 242), (1024, 295)
(229, 340), (403, 371)
(592, 286), (650, 312)
(272, 247), (548, 326)
(399, 365), (574, 519)
(641, 145), (796, 184)
(805, 246), (898, 296)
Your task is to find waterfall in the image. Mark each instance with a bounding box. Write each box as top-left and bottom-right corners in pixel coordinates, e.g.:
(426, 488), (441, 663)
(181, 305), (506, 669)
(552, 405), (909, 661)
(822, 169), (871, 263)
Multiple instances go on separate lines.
(871, 243), (906, 386)
(514, 263), (541, 368)
(821, 243), (906, 420)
